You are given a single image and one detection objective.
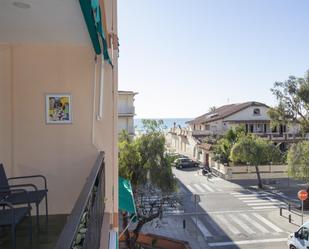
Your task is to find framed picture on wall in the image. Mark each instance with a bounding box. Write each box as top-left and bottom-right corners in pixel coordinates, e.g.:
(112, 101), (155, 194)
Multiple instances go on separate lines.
(45, 94), (72, 124)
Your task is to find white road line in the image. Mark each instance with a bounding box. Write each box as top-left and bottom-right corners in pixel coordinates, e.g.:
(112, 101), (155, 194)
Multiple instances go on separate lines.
(243, 199), (282, 203)
(252, 205), (285, 210)
(234, 194), (270, 197)
(186, 185), (196, 193)
(238, 197), (264, 200)
(228, 214), (255, 234)
(208, 238), (287, 247)
(247, 202), (285, 206)
(193, 184), (206, 193)
(240, 214), (269, 233)
(201, 183), (215, 192)
(230, 192), (249, 195)
(215, 215), (241, 235)
(252, 213), (283, 232)
(191, 217), (212, 237)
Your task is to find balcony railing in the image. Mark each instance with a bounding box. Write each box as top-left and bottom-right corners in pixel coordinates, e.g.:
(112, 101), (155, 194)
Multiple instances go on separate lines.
(55, 151), (105, 249)
(254, 132), (304, 141)
(118, 106), (135, 116)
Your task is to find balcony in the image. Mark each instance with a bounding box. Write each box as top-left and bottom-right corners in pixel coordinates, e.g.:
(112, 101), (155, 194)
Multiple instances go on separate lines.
(55, 152), (106, 249)
(254, 132), (304, 141)
(118, 107), (135, 117)
(1, 152), (107, 249)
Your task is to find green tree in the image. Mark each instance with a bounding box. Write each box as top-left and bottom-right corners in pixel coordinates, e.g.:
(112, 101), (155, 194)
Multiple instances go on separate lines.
(269, 70), (309, 132)
(119, 120), (177, 248)
(213, 126), (246, 165)
(230, 135), (281, 188)
(287, 141), (309, 209)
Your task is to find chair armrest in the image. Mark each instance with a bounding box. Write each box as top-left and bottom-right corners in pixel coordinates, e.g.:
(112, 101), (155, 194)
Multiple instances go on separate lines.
(0, 183), (38, 191)
(0, 188), (28, 195)
(8, 175), (47, 190)
(0, 200), (14, 209)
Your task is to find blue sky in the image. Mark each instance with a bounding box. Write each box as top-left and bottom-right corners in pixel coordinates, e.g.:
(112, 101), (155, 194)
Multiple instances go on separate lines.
(118, 0), (309, 118)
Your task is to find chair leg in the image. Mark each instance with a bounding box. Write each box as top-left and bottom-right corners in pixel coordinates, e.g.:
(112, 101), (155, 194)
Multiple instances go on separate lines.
(45, 195), (48, 226)
(11, 224), (16, 249)
(36, 203), (40, 230)
(28, 209), (32, 244)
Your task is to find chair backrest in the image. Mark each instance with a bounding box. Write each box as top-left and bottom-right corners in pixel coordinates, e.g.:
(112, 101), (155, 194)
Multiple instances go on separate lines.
(0, 164), (9, 200)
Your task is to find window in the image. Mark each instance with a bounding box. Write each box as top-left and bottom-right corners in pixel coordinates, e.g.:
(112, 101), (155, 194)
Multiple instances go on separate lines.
(205, 125), (210, 130)
(253, 108), (260, 115)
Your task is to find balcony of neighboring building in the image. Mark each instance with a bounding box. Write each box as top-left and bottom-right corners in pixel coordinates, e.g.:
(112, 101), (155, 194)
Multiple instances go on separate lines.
(118, 106), (136, 117)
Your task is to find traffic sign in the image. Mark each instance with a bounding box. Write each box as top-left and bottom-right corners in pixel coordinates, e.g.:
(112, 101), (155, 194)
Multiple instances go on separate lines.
(298, 190), (308, 201)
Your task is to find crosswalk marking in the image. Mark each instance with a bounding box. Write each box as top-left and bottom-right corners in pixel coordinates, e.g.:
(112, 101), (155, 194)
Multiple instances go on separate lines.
(238, 196), (269, 200)
(240, 214), (269, 233)
(231, 191), (286, 210)
(243, 199), (282, 203)
(191, 217), (213, 237)
(228, 214), (255, 234)
(186, 183), (222, 193)
(252, 213), (283, 233)
(201, 183), (215, 192)
(252, 205), (284, 209)
(247, 202), (284, 206)
(215, 215), (241, 235)
(208, 238), (287, 247)
(190, 212), (285, 239)
(193, 184), (205, 193)
(234, 194), (269, 198)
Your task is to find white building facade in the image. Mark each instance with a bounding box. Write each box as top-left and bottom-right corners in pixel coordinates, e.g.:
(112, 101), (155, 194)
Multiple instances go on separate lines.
(166, 102), (302, 166)
(118, 91), (137, 136)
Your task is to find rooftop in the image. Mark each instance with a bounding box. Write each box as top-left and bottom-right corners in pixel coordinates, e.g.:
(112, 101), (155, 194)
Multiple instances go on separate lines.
(188, 101), (269, 124)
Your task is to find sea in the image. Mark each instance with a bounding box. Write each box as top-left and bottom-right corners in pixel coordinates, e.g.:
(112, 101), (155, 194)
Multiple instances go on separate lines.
(134, 118), (192, 133)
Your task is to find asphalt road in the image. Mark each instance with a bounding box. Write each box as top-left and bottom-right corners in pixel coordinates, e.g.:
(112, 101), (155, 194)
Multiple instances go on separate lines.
(172, 167), (301, 249)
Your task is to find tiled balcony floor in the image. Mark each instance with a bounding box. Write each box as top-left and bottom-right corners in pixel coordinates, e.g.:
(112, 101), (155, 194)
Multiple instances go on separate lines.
(0, 215), (67, 249)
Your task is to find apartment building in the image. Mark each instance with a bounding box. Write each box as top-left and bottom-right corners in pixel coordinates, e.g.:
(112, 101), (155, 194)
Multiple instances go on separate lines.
(167, 102), (302, 165)
(118, 91), (137, 136)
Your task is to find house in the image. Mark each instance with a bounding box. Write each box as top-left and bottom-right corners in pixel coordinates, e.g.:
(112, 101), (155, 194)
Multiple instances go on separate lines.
(118, 91), (138, 136)
(167, 101), (302, 166)
(0, 0), (118, 248)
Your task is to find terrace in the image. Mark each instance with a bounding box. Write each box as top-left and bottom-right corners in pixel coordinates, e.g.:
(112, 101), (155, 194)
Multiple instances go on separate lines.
(1, 152), (112, 249)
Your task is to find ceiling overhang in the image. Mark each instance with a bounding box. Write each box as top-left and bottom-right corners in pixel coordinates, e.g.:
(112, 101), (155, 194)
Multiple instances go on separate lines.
(0, 0), (91, 45)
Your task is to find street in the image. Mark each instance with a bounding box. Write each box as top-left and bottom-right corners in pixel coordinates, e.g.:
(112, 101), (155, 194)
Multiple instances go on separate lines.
(169, 167), (302, 249)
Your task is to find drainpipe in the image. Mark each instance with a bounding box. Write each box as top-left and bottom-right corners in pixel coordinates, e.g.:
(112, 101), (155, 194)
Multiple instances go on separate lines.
(97, 54), (104, 120)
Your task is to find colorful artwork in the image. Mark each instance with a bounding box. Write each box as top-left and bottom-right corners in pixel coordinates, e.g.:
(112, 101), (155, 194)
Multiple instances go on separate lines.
(46, 94), (72, 124)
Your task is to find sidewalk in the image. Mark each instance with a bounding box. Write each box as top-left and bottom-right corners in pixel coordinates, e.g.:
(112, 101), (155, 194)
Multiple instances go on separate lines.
(267, 206), (309, 234)
(141, 215), (209, 249)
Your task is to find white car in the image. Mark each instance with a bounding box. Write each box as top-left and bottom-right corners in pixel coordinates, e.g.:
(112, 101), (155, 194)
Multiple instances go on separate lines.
(288, 221), (309, 249)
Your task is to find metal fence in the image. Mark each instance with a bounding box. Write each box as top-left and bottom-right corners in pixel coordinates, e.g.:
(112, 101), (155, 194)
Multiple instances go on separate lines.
(54, 152), (105, 249)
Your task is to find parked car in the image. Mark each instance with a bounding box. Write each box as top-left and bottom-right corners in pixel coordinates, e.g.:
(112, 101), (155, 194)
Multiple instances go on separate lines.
(288, 220), (309, 249)
(174, 158), (199, 169)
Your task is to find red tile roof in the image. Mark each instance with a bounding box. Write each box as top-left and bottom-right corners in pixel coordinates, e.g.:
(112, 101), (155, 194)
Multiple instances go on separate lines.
(187, 101), (269, 124)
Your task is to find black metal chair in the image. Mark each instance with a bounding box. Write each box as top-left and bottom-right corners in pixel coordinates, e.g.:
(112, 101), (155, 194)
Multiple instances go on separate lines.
(0, 164), (48, 229)
(0, 190), (32, 249)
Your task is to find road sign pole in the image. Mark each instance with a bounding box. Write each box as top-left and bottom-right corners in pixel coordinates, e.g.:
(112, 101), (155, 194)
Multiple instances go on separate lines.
(302, 200), (304, 225)
(195, 194), (197, 238)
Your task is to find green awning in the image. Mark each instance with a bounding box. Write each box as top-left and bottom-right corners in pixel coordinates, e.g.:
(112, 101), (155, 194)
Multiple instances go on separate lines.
(119, 177), (136, 214)
(79, 0), (112, 65)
